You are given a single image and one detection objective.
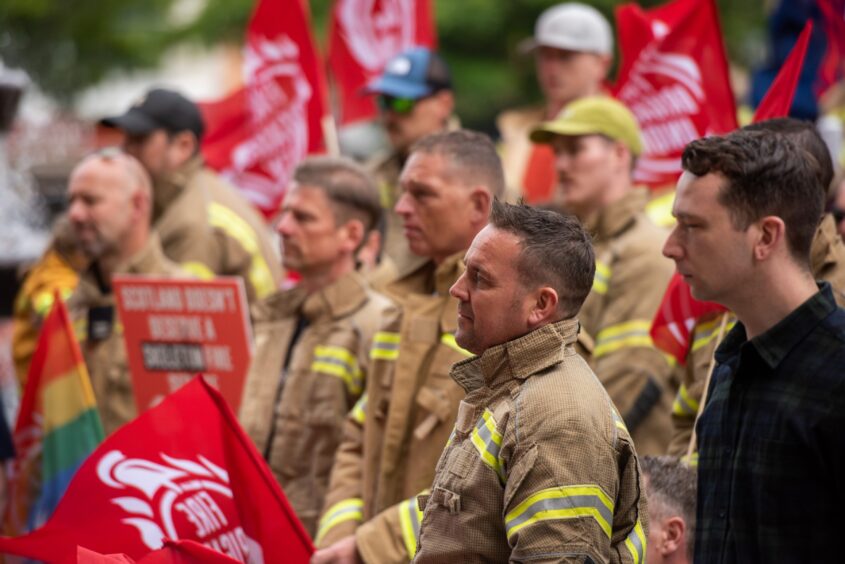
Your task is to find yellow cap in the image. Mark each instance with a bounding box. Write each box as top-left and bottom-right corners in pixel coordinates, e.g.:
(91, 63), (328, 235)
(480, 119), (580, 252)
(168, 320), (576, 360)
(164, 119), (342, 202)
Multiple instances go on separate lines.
(530, 96), (643, 156)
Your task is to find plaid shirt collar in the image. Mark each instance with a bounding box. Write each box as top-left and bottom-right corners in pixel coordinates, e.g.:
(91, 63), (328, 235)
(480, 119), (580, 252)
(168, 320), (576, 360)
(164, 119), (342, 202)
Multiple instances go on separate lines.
(715, 282), (837, 370)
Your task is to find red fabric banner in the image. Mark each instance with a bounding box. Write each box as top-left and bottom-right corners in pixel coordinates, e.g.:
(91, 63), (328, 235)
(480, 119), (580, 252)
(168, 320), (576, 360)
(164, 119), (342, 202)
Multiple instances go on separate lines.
(327, 0), (437, 125)
(613, 0), (737, 188)
(77, 539), (241, 563)
(817, 0), (845, 97)
(0, 377), (313, 564)
(754, 21), (813, 122)
(200, 0), (328, 217)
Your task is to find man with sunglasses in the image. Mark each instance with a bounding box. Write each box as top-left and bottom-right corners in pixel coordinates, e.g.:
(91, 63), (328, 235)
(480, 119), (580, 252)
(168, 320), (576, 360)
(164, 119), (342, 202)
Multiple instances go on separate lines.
(99, 88), (281, 305)
(362, 47), (456, 283)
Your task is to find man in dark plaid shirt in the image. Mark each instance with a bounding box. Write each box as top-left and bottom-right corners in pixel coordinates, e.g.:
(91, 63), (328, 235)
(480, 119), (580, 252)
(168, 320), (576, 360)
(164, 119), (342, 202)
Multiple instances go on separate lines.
(663, 129), (845, 563)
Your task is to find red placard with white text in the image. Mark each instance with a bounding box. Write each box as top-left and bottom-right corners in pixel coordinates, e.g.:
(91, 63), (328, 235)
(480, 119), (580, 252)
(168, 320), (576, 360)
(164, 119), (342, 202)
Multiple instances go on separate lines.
(112, 276), (253, 413)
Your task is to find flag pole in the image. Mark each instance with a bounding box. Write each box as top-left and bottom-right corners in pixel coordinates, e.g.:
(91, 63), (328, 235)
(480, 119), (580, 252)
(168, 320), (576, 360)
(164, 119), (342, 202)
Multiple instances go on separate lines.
(321, 114), (341, 157)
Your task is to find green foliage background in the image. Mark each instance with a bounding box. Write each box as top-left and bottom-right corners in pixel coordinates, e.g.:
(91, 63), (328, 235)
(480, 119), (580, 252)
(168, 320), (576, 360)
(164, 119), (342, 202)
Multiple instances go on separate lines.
(0, 0), (765, 130)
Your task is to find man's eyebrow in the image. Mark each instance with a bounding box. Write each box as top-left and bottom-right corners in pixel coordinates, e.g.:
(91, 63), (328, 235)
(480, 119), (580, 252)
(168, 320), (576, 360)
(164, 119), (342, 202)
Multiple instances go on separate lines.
(674, 211), (705, 222)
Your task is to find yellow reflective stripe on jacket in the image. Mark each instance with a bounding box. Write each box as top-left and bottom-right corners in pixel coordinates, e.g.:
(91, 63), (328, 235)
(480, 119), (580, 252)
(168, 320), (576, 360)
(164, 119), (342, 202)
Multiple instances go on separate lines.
(370, 331), (400, 360)
(440, 333), (472, 357)
(73, 318), (88, 343)
(398, 491), (428, 558)
(592, 260), (611, 295)
(470, 409), (506, 483)
(624, 519), (647, 564)
(611, 409), (628, 434)
(350, 393), (367, 424)
(312, 345), (363, 396)
(32, 287), (74, 317)
(315, 498), (364, 545)
(505, 485), (615, 540)
(594, 320), (653, 358)
(672, 383), (700, 417)
(691, 316), (737, 352)
(681, 451), (699, 467)
(181, 261), (215, 280)
(207, 201), (276, 299)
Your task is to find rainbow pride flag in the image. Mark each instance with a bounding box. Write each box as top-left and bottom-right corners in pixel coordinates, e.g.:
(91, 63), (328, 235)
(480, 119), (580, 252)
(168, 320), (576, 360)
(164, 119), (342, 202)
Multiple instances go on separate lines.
(4, 291), (104, 534)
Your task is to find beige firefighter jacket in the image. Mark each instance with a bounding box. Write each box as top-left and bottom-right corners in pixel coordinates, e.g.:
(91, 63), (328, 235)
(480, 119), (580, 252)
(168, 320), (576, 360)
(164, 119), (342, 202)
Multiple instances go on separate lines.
(315, 252), (474, 560)
(496, 105), (546, 204)
(153, 156), (281, 304)
(68, 234), (185, 436)
(579, 188), (675, 456)
(414, 318), (648, 563)
(667, 213), (845, 458)
(238, 271), (395, 537)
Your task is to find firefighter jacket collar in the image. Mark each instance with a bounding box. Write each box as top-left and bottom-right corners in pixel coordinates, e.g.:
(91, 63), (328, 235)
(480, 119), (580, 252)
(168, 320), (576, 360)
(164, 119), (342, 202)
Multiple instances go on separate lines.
(450, 318), (581, 393)
(152, 155), (205, 221)
(252, 271), (371, 325)
(585, 187), (649, 242)
(811, 213), (840, 274)
(387, 249), (466, 298)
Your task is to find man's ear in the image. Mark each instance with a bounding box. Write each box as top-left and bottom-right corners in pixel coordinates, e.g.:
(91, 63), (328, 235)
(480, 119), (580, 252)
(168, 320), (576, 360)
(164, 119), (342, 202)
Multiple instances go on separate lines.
(170, 131), (198, 165)
(340, 219), (366, 255)
(527, 286), (559, 329)
(468, 187), (492, 224)
(661, 516), (687, 556)
(753, 215), (786, 262)
(432, 89), (454, 120)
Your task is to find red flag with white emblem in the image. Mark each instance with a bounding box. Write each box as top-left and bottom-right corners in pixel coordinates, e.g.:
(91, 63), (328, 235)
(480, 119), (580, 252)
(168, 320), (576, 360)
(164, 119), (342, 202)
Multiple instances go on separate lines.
(613, 0), (737, 189)
(200, 0), (328, 216)
(327, 0), (437, 125)
(0, 377), (313, 563)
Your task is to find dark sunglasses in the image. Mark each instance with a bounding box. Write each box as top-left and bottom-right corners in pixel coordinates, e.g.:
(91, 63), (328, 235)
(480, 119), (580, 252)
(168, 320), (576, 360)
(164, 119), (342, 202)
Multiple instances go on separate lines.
(377, 95), (419, 114)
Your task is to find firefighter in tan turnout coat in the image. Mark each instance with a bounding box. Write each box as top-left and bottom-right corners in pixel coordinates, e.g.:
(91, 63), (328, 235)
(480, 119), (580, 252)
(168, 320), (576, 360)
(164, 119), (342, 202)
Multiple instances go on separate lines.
(311, 131), (504, 563)
(414, 202), (647, 563)
(238, 157), (395, 537)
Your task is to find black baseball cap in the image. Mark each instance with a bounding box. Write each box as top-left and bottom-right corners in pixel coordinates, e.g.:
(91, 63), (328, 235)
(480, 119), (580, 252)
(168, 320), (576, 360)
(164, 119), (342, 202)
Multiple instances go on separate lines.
(99, 88), (205, 141)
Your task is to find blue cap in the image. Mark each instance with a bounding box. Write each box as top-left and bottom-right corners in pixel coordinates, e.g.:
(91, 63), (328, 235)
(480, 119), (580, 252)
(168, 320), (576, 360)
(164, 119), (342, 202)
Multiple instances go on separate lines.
(364, 47), (452, 100)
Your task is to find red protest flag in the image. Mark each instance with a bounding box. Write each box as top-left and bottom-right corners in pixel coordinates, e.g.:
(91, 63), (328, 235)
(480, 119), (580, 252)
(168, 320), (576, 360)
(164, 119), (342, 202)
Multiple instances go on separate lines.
(0, 377), (313, 564)
(613, 0), (737, 188)
(754, 21), (813, 122)
(327, 0), (437, 125)
(649, 273), (727, 365)
(77, 539), (242, 563)
(200, 0), (329, 217)
(817, 0), (845, 97)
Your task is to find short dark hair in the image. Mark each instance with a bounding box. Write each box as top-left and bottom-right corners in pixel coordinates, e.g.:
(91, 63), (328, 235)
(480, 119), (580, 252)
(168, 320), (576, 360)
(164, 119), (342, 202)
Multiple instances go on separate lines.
(681, 130), (824, 267)
(293, 156), (382, 233)
(744, 117), (834, 195)
(489, 200), (594, 318)
(410, 130), (505, 199)
(641, 456), (697, 561)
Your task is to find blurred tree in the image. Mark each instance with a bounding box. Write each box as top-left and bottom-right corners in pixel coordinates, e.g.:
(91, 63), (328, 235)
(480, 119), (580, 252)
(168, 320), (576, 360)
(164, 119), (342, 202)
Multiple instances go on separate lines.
(0, 0), (177, 103)
(0, 0), (764, 130)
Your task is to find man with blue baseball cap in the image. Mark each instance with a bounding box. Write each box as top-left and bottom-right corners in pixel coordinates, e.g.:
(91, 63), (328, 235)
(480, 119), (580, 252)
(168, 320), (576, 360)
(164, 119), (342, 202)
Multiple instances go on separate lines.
(363, 47), (456, 282)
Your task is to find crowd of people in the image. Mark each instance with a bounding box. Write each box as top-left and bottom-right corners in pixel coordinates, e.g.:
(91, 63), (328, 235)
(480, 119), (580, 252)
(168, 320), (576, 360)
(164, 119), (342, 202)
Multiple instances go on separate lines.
(9, 2), (845, 563)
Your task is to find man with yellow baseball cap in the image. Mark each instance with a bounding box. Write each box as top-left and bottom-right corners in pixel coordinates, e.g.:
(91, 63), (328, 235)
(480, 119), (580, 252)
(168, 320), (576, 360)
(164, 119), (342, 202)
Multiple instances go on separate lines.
(531, 95), (675, 455)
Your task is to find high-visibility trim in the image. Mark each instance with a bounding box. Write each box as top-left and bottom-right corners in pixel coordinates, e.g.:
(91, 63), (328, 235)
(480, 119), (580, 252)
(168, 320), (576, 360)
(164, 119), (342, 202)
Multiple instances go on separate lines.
(672, 383), (700, 417)
(645, 190), (676, 229)
(624, 519), (646, 564)
(681, 452), (699, 468)
(594, 320), (654, 358)
(180, 261), (215, 280)
(315, 498), (364, 545)
(370, 331), (401, 360)
(208, 201), (276, 299)
(398, 491), (427, 558)
(505, 485), (615, 540)
(611, 409), (628, 434)
(312, 345), (363, 396)
(470, 409), (506, 483)
(592, 261), (611, 295)
(692, 317), (737, 352)
(33, 288), (73, 317)
(73, 318), (88, 343)
(350, 393), (367, 424)
(440, 333), (472, 357)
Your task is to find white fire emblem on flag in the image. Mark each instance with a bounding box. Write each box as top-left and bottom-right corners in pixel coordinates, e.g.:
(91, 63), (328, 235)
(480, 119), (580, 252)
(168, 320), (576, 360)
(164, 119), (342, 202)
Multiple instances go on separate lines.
(338, 0), (417, 71)
(96, 450), (264, 563)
